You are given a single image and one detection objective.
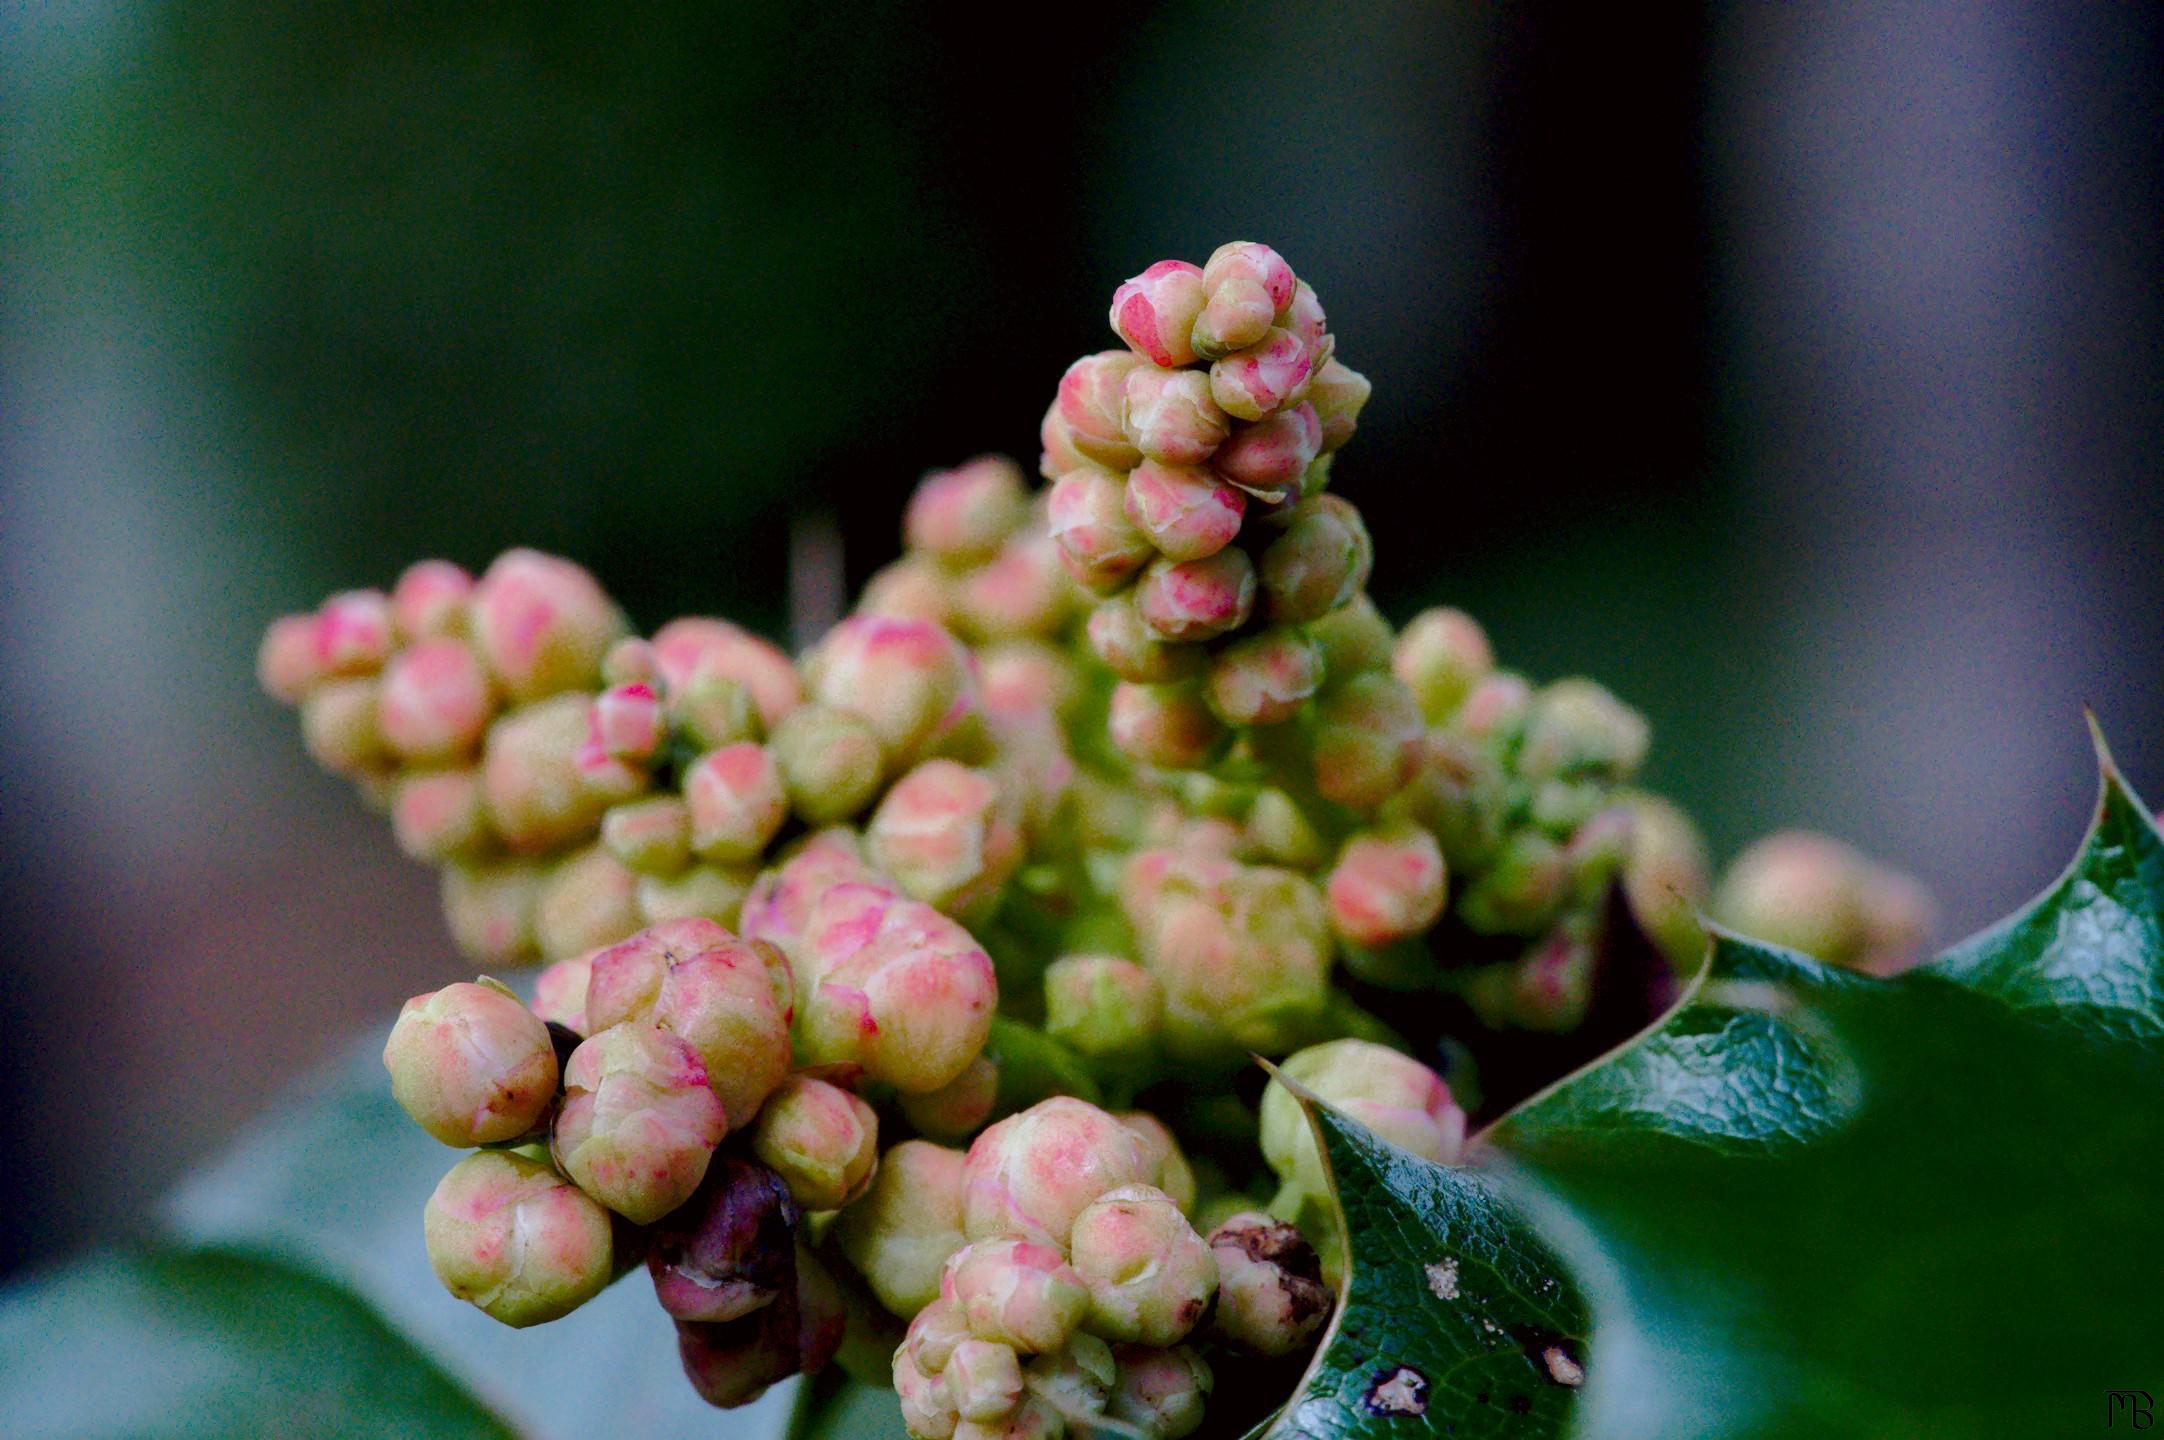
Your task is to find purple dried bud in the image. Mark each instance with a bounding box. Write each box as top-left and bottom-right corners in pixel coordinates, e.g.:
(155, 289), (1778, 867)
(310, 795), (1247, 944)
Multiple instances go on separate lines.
(869, 760), (1025, 917)
(1086, 595), (1208, 685)
(835, 1138), (967, 1318)
(770, 703), (888, 825)
(1122, 461), (1247, 563)
(1259, 494), (1372, 625)
(552, 1022), (729, 1224)
(391, 560), (475, 641)
(470, 550), (625, 703)
(652, 617), (804, 733)
(1327, 825), (1447, 948)
(648, 1151), (800, 1323)
(440, 857), (546, 965)
(391, 768), (490, 863)
(1206, 1213), (1331, 1356)
(1110, 260), (1208, 369)
(1107, 683), (1227, 770)
(602, 795), (694, 875)
(384, 979), (558, 1147)
(675, 1244), (841, 1409)
(423, 1150), (613, 1328)
(1134, 549), (1256, 643)
(1213, 404), (1322, 501)
(1047, 469), (1155, 595)
(906, 456), (1032, 566)
(752, 1074), (880, 1211)
(535, 845), (644, 960)
(1209, 328), (1312, 422)
(1206, 628), (1322, 727)
(1122, 365), (1230, 466)
(1307, 359), (1372, 453)
(685, 742), (788, 864)
(1056, 352), (1145, 470)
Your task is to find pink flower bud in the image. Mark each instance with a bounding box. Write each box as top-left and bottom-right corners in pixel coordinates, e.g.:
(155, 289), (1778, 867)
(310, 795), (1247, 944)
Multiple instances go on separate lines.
(377, 637), (495, 762)
(740, 828), (882, 975)
(391, 768), (490, 862)
(907, 1294), (973, 1376)
(1138, 863), (1334, 1059)
(685, 742), (788, 864)
(1466, 923), (1595, 1032)
(961, 1096), (1153, 1248)
(1212, 403), (1321, 501)
(423, 1150), (613, 1328)
(1047, 469), (1154, 595)
(1310, 673), (1422, 810)
(482, 694), (609, 850)
(470, 551), (625, 703)
(805, 615), (977, 767)
(1108, 683), (1227, 770)
(1122, 366), (1230, 466)
(571, 735), (648, 806)
(602, 795), (693, 875)
(1043, 956), (1162, 1061)
(1278, 279), (1329, 351)
(1456, 829), (1568, 935)
(895, 1346), (960, 1439)
(1455, 670), (1533, 746)
(1201, 241), (1296, 313)
(947, 1238), (1088, 1353)
(647, 1151), (799, 1324)
(1109, 260), (1208, 369)
(440, 858), (546, 965)
(384, 979), (558, 1147)
(1191, 276), (1278, 361)
(1118, 1113), (1197, 1216)
(1069, 1185), (1216, 1346)
(1209, 328), (1312, 422)
(669, 669), (762, 753)
(1056, 352), (1144, 470)
(603, 637), (658, 687)
(257, 614), (326, 703)
(1392, 607), (1493, 723)
(836, 1139), (967, 1318)
(1261, 1039), (1464, 1209)
(1206, 629), (1321, 727)
(952, 534), (1073, 644)
(1306, 359), (1371, 452)
(585, 919), (794, 1130)
(862, 558), (955, 626)
(1260, 495), (1371, 625)
(531, 950), (594, 1032)
(651, 617), (804, 732)
(300, 677), (388, 777)
(947, 1338), (1024, 1424)
(898, 1053), (999, 1142)
(1711, 830), (1874, 967)
(553, 1022), (729, 1223)
(906, 455), (1032, 566)
(1207, 1214), (1330, 1357)
(1327, 825), (1447, 948)
(868, 760), (1024, 918)
(752, 1074), (880, 1211)
(1038, 402), (1093, 482)
(1518, 678), (1650, 783)
(1122, 461), (1246, 563)
(767, 703), (886, 825)
(534, 845), (643, 960)
(391, 560), (475, 641)
(798, 884), (997, 1094)
(1106, 1344), (1212, 1439)
(313, 589), (395, 676)
(1134, 549), (1255, 643)
(637, 863), (755, 931)
(979, 640), (1080, 721)
(590, 682), (664, 762)
(1085, 596), (1205, 685)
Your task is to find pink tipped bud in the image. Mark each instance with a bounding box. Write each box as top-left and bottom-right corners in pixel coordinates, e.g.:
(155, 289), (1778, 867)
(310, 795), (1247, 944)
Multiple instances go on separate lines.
(1456, 829), (1569, 935)
(424, 1150), (613, 1327)
(1518, 678), (1650, 783)
(1311, 672), (1422, 809)
(1261, 1039), (1464, 1210)
(586, 919), (794, 1130)
(384, 979), (558, 1147)
(1395, 731), (1509, 870)
(1711, 831), (1876, 968)
(1118, 1113), (1197, 1216)
(637, 863), (755, 931)
(602, 636), (658, 687)
(1106, 1344), (1212, 1439)
(906, 455), (1032, 566)
(1134, 549), (1256, 643)
(948, 1238), (1088, 1353)
(1245, 786), (1330, 869)
(441, 858), (546, 965)
(670, 669), (762, 752)
(1466, 923), (1596, 1032)
(1122, 366), (1230, 466)
(1213, 403), (1321, 502)
(591, 682), (664, 762)
(1209, 328), (1312, 422)
(1047, 469), (1154, 595)
(1137, 862), (1334, 1059)
(740, 829), (880, 974)
(769, 703), (886, 825)
(531, 950), (594, 1032)
(1038, 401), (1094, 482)
(752, 1074), (880, 1211)
(603, 795), (693, 875)
(391, 560), (474, 641)
(1393, 607), (1494, 723)
(553, 1022), (729, 1223)
(1108, 683), (1227, 770)
(952, 534), (1072, 644)
(652, 617), (805, 732)
(377, 637), (496, 762)
(313, 589), (395, 676)
(947, 1338), (1024, 1424)
(1109, 260), (1208, 369)
(685, 742), (788, 864)
(534, 845), (643, 960)
(898, 1053), (1000, 1142)
(1260, 495), (1371, 625)
(1455, 670), (1534, 747)
(1122, 461), (1246, 563)
(1192, 275), (1278, 361)
(572, 735), (648, 806)
(1307, 359), (1371, 453)
(861, 557), (955, 626)
(1070, 1185), (1216, 1346)
(980, 640), (1080, 720)
(1327, 825), (1447, 947)
(1057, 352), (1145, 470)
(647, 1152), (799, 1324)
(471, 550), (625, 703)
(961, 1096), (1153, 1248)
(1043, 955), (1162, 1060)
(257, 614), (326, 704)
(1206, 628), (1322, 727)
(300, 677), (388, 776)
(1279, 280), (1329, 350)
(805, 615), (977, 767)
(1085, 596), (1206, 685)
(482, 694), (609, 850)
(798, 884), (997, 1093)
(894, 1345), (960, 1439)
(837, 1140), (967, 1319)
(390, 768), (489, 862)
(1202, 241), (1296, 313)
(869, 760), (1024, 917)
(1207, 1214), (1331, 1357)
(1620, 791), (1712, 969)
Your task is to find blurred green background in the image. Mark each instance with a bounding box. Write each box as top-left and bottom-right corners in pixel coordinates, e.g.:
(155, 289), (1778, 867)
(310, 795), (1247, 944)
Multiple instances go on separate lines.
(2, 0), (2159, 1324)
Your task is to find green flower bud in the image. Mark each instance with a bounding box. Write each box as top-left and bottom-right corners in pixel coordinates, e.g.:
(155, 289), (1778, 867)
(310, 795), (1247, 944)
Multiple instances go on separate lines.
(637, 862), (755, 930)
(1562, 805), (1636, 907)
(482, 693), (609, 850)
(377, 636), (496, 763)
(1192, 275), (1277, 361)
(1043, 955), (1163, 1060)
(837, 1139), (967, 1318)
(1310, 672), (1422, 810)
(1519, 678), (1649, 783)
(806, 615), (978, 768)
(1105, 1343), (1213, 1439)
(1123, 365), (1230, 466)
(898, 1054), (1000, 1142)
(602, 795), (693, 875)
(384, 979), (558, 1146)
(955, 1395), (1061, 1440)
(531, 950), (594, 1032)
(1022, 1331), (1116, 1419)
(1108, 683), (1227, 771)
(1134, 549), (1256, 643)
(1110, 259), (1208, 369)
(868, 760), (1025, 918)
(440, 857), (546, 965)
(1620, 791), (1712, 970)
(423, 1150), (612, 1327)
(1392, 607), (1493, 724)
(1206, 1213), (1331, 1357)
(685, 742), (788, 864)
(651, 616), (805, 734)
(863, 556), (955, 627)
(391, 768), (490, 863)
(1259, 495), (1371, 626)
(1139, 862), (1333, 1059)
(1206, 628), (1321, 727)
(1713, 831), (1931, 973)
(585, 919), (793, 1130)
(301, 677), (388, 777)
(1243, 788), (1330, 871)
(798, 884), (998, 1093)
(752, 1074), (880, 1211)
(1307, 592), (1394, 682)
(948, 1238), (1088, 1353)
(1463, 923), (1594, 1033)
(1069, 1185), (1216, 1346)
(767, 703), (886, 825)
(535, 845), (644, 960)
(906, 456), (1032, 567)
(552, 1022), (729, 1224)
(1391, 730), (1509, 870)
(962, 1096), (1154, 1248)
(1260, 1040), (1465, 1214)
(600, 635), (657, 688)
(1210, 326), (1312, 422)
(1047, 469), (1155, 595)
(1118, 1113), (1197, 1217)
(1086, 595), (1208, 685)
(671, 669), (762, 752)
(1455, 829), (1568, 935)
(1306, 359), (1372, 453)
(1326, 825), (1447, 948)
(1057, 351), (1145, 470)
(1453, 669), (1533, 747)
(947, 1338), (1024, 1424)
(1123, 461), (1247, 563)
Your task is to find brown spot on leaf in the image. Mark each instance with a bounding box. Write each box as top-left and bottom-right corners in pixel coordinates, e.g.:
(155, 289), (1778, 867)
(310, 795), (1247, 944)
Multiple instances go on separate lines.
(1364, 1365), (1429, 1417)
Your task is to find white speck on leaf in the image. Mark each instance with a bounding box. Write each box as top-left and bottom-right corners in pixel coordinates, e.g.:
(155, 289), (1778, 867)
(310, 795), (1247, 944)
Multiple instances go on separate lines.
(1543, 1346), (1585, 1387)
(1425, 1259), (1459, 1300)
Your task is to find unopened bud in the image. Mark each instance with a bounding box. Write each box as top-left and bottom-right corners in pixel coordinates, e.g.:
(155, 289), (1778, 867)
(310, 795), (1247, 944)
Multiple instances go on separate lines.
(603, 796), (693, 875)
(1466, 923), (1594, 1033)
(375, 638), (495, 762)
(441, 857), (546, 965)
(647, 1151), (799, 1323)
(1192, 276), (1278, 362)
(1207, 1213), (1330, 1357)
(946, 1338), (1025, 1425)
(1022, 1332), (1116, 1421)
(1518, 678), (1649, 783)
(301, 677), (388, 776)
(531, 950), (594, 1032)
(1393, 730), (1509, 870)
(1105, 1343), (1212, 1440)
(391, 768), (490, 862)
(1210, 328), (1312, 422)
(979, 640), (1081, 721)
(1121, 460), (1246, 563)
(1140, 863), (1334, 1059)
(1455, 829), (1569, 935)
(1047, 469), (1155, 595)
(1327, 825), (1447, 948)
(1039, 402), (1093, 482)
(962, 1096), (1154, 1248)
(1620, 790), (1712, 969)
(1108, 683), (1227, 770)
(1134, 549), (1256, 643)
(1711, 831), (1872, 966)
(752, 1074), (880, 1211)
(1056, 352), (1144, 470)
(862, 558), (954, 626)
(1453, 670), (1533, 748)
(552, 1022), (729, 1223)
(1122, 365), (1230, 466)
(384, 979), (557, 1146)
(907, 456), (1032, 566)
(806, 615), (976, 767)
(482, 694), (609, 850)
(868, 760), (1024, 917)
(952, 534), (1072, 644)
(1110, 260), (1208, 369)
(898, 1054), (1000, 1142)
(535, 845), (644, 960)
(1043, 955), (1163, 1061)
(652, 617), (804, 732)
(671, 669), (762, 752)
(1306, 360), (1371, 453)
(1260, 494), (1371, 625)
(1213, 404), (1321, 501)
(685, 743), (788, 864)
(1086, 595), (1207, 684)
(1307, 592), (1394, 680)
(424, 1150), (612, 1327)
(1393, 608), (1493, 724)
(388, 560), (474, 641)
(1279, 280), (1329, 352)
(313, 590), (396, 676)
(590, 682), (664, 762)
(470, 551), (624, 703)
(895, 1346), (960, 1440)
(949, 1238), (1088, 1353)
(1310, 673), (1422, 809)
(769, 703), (887, 825)
(1260, 1039), (1464, 1211)
(835, 1139), (967, 1318)
(1118, 1112), (1196, 1216)
(1206, 628), (1321, 727)
(739, 829), (880, 975)
(638, 862), (755, 930)
(257, 614), (326, 704)
(1069, 1185), (1216, 1346)
(1244, 788), (1330, 870)
(798, 884), (997, 1093)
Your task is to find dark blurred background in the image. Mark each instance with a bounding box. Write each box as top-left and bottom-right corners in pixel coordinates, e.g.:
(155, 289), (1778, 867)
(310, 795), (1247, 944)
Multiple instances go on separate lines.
(3, 3), (2159, 1279)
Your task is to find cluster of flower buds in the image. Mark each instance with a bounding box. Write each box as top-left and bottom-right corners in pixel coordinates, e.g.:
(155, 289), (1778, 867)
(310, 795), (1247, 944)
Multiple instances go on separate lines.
(1711, 830), (1933, 975)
